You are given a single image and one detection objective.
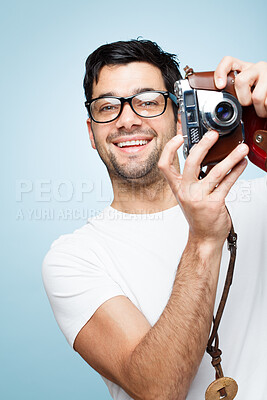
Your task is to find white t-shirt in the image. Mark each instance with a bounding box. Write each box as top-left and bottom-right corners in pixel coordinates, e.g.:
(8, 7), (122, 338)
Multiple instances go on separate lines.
(42, 176), (267, 400)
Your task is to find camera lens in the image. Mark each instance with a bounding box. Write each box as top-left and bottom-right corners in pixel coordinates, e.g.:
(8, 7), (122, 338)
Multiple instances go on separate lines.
(202, 92), (241, 134)
(215, 102), (234, 122)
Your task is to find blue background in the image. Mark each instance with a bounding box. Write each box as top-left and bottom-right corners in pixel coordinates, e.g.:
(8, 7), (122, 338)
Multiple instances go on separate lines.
(2, 0), (266, 399)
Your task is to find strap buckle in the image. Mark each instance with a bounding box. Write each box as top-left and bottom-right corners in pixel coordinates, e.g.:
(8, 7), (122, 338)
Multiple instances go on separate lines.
(227, 231), (237, 251)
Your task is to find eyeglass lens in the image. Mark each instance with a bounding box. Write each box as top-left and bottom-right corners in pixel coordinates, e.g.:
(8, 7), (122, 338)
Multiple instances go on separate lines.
(90, 92), (166, 122)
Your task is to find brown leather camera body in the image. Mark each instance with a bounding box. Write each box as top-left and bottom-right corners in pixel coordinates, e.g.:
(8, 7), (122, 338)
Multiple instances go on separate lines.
(242, 106), (267, 172)
(187, 70), (267, 171)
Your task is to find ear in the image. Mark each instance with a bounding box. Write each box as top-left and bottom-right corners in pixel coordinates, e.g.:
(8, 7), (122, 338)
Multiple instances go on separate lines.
(86, 118), (96, 149)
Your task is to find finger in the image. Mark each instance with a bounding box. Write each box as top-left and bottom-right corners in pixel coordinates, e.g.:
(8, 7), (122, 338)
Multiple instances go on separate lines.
(211, 158), (248, 201)
(158, 135), (184, 170)
(203, 143), (249, 193)
(252, 90), (267, 118)
(182, 130), (219, 182)
(158, 135), (184, 186)
(250, 64), (267, 118)
(214, 56), (252, 89)
(158, 135), (184, 193)
(234, 67), (259, 106)
(205, 165), (215, 174)
(234, 62), (267, 116)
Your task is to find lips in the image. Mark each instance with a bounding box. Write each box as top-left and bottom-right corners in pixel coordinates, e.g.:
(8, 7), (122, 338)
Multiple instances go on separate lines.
(111, 136), (153, 153)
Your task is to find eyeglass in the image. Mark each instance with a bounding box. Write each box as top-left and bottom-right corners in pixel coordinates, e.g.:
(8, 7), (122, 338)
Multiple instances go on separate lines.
(85, 90), (178, 123)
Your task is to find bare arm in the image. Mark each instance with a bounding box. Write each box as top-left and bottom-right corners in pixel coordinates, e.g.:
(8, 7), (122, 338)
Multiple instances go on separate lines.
(126, 238), (223, 400)
(74, 242), (223, 400)
(74, 129), (248, 400)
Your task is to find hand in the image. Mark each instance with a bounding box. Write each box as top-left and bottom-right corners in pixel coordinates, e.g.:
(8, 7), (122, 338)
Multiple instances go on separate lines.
(214, 56), (267, 118)
(158, 132), (249, 246)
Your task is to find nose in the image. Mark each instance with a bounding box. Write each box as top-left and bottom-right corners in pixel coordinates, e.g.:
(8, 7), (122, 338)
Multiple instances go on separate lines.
(115, 103), (142, 131)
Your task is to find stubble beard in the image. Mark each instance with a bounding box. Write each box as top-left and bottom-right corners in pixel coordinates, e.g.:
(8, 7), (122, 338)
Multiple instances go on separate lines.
(93, 126), (177, 188)
(109, 140), (161, 185)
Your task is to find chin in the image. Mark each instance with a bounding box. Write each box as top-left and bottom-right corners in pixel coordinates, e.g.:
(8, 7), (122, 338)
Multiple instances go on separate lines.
(114, 165), (162, 187)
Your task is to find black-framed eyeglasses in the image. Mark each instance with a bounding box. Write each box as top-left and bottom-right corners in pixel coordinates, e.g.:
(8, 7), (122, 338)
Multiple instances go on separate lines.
(84, 90), (178, 123)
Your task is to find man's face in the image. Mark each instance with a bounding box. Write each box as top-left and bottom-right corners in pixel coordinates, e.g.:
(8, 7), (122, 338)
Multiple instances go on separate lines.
(87, 62), (179, 185)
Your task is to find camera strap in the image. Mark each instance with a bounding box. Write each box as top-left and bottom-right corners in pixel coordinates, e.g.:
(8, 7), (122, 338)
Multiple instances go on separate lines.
(205, 215), (238, 399)
(198, 170), (238, 398)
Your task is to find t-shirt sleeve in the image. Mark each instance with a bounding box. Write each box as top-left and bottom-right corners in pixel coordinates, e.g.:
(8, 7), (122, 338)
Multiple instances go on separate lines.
(42, 234), (125, 348)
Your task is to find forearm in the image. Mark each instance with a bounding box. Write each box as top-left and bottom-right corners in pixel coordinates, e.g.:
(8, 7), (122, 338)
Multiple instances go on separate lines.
(124, 238), (223, 400)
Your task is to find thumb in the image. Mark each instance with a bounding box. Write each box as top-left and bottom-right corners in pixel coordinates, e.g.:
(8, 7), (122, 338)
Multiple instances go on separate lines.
(158, 134), (184, 191)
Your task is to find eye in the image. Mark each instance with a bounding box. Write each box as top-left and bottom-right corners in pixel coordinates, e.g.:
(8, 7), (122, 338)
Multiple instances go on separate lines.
(140, 100), (158, 107)
(98, 103), (120, 113)
(134, 92), (163, 109)
(100, 105), (117, 112)
(135, 99), (159, 109)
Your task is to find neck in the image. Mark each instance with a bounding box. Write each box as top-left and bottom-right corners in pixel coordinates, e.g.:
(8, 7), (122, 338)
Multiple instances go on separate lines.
(110, 171), (179, 214)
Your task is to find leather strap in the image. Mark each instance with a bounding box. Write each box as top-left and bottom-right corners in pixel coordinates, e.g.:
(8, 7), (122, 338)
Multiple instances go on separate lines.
(199, 168), (238, 397)
(187, 70), (236, 97)
(206, 219), (237, 382)
(198, 173), (237, 382)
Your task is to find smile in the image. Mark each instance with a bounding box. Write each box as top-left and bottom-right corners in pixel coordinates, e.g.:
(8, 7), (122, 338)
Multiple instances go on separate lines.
(117, 140), (149, 148)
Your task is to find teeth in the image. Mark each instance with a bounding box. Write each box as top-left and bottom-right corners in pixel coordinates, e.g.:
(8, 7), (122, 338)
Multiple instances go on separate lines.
(117, 140), (148, 148)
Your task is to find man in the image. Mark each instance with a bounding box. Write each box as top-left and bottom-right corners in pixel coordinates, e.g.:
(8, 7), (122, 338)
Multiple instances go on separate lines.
(42, 40), (267, 399)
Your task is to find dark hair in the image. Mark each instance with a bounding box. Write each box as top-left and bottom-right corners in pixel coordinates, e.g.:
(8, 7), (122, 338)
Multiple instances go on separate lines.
(83, 39), (182, 117)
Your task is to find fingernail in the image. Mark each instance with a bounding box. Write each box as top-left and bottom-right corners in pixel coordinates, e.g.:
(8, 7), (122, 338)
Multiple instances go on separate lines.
(238, 143), (248, 153)
(216, 78), (224, 88)
(205, 130), (217, 138)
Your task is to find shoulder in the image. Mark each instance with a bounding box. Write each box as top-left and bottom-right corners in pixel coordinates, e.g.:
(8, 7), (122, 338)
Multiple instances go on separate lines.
(44, 225), (96, 263)
(41, 214), (125, 348)
(42, 209), (111, 282)
(44, 207), (111, 260)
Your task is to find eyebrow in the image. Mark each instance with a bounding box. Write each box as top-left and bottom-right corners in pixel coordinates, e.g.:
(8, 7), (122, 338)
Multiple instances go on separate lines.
(95, 87), (163, 99)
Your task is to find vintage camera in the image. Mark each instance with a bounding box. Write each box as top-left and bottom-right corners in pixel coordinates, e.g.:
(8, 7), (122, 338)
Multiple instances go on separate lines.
(174, 67), (267, 171)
